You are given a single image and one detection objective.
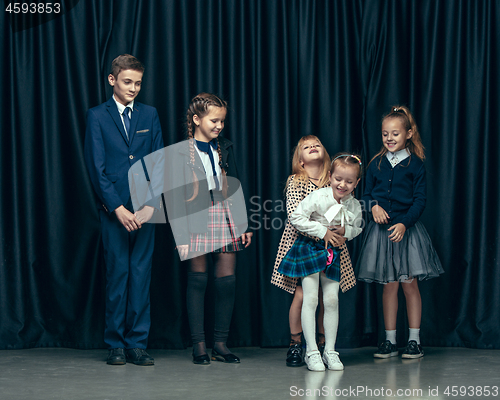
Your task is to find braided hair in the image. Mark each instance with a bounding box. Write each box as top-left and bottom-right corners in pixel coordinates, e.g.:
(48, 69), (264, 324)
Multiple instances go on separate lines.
(186, 93), (228, 201)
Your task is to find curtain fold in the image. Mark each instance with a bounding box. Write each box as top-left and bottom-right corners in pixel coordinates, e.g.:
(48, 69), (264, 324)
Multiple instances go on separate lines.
(1, 0), (498, 350)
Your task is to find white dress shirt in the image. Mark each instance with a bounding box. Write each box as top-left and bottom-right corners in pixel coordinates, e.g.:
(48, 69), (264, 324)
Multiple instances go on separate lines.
(112, 95), (135, 136)
(194, 142), (223, 191)
(290, 187), (363, 241)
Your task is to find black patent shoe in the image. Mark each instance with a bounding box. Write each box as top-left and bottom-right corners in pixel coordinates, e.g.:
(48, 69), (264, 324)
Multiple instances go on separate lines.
(107, 348), (126, 365)
(286, 343), (304, 367)
(317, 333), (325, 356)
(125, 348), (154, 366)
(192, 351), (211, 365)
(211, 348), (240, 363)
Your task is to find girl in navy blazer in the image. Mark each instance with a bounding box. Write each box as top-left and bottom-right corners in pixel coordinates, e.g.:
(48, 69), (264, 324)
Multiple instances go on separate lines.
(169, 93), (252, 364)
(357, 105), (444, 359)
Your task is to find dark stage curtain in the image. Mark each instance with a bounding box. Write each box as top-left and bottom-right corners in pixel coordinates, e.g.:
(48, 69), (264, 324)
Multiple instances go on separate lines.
(1, 0), (498, 350)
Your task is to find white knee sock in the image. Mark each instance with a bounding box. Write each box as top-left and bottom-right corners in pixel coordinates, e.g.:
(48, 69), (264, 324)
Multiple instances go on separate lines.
(320, 273), (340, 353)
(301, 273), (320, 353)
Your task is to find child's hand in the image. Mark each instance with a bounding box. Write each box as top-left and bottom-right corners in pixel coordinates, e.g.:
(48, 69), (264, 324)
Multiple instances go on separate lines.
(135, 206), (154, 224)
(328, 226), (346, 246)
(241, 232), (253, 248)
(372, 205), (390, 224)
(330, 225), (345, 237)
(176, 245), (189, 260)
(388, 223), (406, 242)
(323, 229), (338, 248)
(115, 205), (141, 232)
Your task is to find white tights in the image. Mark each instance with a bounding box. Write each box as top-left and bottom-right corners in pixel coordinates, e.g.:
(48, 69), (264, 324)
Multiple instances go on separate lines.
(301, 271), (340, 353)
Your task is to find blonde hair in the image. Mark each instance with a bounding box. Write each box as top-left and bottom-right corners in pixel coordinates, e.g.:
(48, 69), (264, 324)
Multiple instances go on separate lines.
(370, 105), (425, 168)
(185, 93), (228, 201)
(330, 152), (363, 179)
(286, 135), (331, 191)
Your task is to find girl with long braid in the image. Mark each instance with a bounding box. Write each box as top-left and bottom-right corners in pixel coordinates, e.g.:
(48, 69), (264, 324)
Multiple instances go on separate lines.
(170, 93), (252, 364)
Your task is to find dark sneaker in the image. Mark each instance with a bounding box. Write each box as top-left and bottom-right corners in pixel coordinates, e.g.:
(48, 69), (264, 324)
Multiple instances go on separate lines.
(373, 340), (398, 358)
(401, 340), (424, 359)
(286, 343), (305, 367)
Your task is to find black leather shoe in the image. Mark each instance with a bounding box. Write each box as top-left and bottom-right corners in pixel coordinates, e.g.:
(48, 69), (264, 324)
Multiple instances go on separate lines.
(107, 348), (126, 365)
(286, 343), (305, 367)
(192, 350), (210, 365)
(211, 348), (240, 363)
(317, 333), (325, 356)
(126, 348), (154, 366)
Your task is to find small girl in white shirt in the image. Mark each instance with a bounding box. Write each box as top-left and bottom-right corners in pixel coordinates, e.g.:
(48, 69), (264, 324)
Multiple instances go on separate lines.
(278, 153), (363, 371)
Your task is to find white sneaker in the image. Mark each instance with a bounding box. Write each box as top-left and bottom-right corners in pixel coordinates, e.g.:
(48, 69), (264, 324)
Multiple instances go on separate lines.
(322, 350), (344, 370)
(305, 350), (326, 371)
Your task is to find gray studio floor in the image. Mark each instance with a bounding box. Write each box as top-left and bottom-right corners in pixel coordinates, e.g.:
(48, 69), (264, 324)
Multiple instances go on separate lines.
(0, 347), (499, 400)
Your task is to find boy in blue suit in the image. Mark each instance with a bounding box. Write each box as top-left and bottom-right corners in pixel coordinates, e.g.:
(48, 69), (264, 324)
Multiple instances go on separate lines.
(84, 54), (164, 365)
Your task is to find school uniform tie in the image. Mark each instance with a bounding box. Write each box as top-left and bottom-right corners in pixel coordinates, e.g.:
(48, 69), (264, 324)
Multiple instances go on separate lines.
(122, 107), (131, 139)
(195, 139), (220, 190)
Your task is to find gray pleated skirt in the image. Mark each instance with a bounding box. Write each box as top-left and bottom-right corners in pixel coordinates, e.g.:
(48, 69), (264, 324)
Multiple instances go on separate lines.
(356, 220), (444, 284)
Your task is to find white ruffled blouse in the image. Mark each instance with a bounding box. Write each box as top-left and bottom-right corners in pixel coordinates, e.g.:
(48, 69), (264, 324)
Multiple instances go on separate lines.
(289, 187), (363, 241)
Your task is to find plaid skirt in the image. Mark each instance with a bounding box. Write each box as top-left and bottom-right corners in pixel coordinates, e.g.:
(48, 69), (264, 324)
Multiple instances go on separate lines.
(190, 199), (245, 253)
(277, 235), (341, 282)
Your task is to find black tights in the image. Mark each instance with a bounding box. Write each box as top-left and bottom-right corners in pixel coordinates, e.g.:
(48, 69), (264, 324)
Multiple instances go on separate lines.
(187, 252), (236, 356)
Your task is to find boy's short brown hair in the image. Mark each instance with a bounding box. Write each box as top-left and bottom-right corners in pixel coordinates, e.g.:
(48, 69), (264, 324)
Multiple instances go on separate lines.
(110, 54), (144, 79)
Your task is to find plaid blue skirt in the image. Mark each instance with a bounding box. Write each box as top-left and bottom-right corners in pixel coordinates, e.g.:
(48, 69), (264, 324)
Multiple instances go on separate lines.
(277, 235), (341, 282)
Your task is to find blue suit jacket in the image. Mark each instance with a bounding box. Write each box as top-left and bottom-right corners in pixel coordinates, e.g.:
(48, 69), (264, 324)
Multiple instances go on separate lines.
(84, 97), (164, 214)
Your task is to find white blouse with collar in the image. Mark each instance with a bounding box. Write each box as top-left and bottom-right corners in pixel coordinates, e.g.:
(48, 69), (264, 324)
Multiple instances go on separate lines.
(385, 148), (410, 166)
(289, 187), (363, 241)
(194, 142), (223, 191)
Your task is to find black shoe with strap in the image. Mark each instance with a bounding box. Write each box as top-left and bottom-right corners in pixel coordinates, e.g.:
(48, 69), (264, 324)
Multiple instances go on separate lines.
(317, 333), (325, 356)
(211, 348), (240, 363)
(192, 351), (210, 365)
(286, 343), (305, 367)
(126, 348), (155, 366)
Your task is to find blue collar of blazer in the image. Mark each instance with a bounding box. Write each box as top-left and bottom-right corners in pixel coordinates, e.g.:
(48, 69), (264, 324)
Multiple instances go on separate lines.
(178, 137), (232, 167)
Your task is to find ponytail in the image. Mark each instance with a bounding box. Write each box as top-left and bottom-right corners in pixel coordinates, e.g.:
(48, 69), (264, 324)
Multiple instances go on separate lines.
(369, 105), (425, 169)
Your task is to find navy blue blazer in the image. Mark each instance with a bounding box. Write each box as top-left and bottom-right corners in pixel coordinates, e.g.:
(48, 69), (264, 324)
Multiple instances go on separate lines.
(361, 154), (426, 229)
(84, 97), (164, 214)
